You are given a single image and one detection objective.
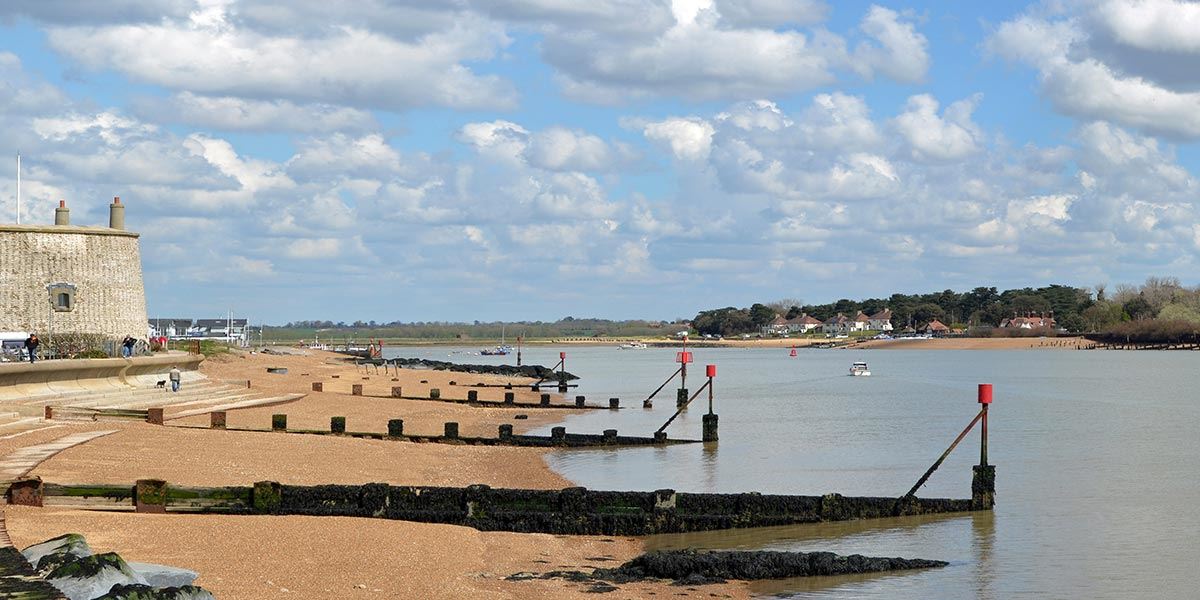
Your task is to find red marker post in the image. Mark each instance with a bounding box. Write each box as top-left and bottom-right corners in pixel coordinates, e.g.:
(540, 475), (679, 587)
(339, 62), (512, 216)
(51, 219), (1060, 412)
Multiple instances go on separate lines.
(703, 364), (718, 442)
(978, 383), (992, 466)
(676, 350), (693, 407)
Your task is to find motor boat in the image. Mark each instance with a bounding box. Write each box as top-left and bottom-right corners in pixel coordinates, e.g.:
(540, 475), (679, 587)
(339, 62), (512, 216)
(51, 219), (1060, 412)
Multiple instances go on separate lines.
(619, 341), (648, 349)
(849, 361), (871, 376)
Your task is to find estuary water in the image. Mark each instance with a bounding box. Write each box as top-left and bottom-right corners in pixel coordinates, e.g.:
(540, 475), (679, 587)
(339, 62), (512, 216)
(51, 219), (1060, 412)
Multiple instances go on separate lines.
(384, 344), (1200, 599)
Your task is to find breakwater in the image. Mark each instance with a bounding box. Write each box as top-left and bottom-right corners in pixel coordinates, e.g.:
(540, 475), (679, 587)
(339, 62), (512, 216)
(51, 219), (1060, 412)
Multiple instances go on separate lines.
(363, 357), (578, 381)
(17, 480), (980, 536)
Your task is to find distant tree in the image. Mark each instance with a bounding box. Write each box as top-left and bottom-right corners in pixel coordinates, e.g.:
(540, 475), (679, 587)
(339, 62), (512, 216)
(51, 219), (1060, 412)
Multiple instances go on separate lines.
(1008, 294), (1051, 316)
(912, 303), (945, 327)
(1057, 313), (1085, 333)
(749, 303), (776, 327)
(1157, 303), (1200, 324)
(785, 306), (802, 320)
(1122, 295), (1156, 320)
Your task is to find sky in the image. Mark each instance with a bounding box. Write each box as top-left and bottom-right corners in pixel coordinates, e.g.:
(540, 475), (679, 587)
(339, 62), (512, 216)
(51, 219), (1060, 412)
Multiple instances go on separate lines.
(2, 0), (1199, 324)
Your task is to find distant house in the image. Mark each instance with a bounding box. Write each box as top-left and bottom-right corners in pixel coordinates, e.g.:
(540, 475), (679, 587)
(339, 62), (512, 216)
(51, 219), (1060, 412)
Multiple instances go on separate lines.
(194, 318), (249, 340)
(763, 313), (824, 336)
(851, 311), (871, 332)
(867, 309), (894, 332)
(923, 319), (951, 336)
(791, 314), (824, 333)
(823, 313), (851, 335)
(148, 318), (193, 338)
(999, 314), (1056, 330)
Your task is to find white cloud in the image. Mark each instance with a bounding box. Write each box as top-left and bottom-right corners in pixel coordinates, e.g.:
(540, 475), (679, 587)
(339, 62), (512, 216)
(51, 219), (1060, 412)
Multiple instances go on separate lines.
(717, 100), (793, 132)
(798, 93), (881, 150)
(852, 5), (929, 83)
(458, 120), (530, 165)
(989, 8), (1200, 138)
(642, 117), (715, 161)
(527, 127), (615, 171)
(712, 0), (828, 27)
(284, 237), (341, 259)
(33, 112), (156, 146)
(1094, 0), (1200, 53)
(145, 92), (377, 133)
(45, 5), (515, 112)
(230, 255), (275, 276)
(892, 94), (983, 162)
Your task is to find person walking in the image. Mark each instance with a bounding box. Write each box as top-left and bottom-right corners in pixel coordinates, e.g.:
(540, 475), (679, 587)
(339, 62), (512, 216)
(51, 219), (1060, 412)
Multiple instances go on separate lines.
(24, 333), (39, 363)
(122, 335), (136, 358)
(169, 366), (182, 392)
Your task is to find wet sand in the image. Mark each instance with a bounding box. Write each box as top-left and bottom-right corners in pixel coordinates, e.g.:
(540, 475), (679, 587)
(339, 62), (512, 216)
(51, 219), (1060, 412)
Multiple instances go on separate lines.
(3, 349), (749, 599)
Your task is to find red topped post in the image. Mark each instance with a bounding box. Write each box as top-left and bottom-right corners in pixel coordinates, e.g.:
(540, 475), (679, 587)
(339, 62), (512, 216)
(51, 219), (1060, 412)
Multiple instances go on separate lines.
(978, 383), (991, 466)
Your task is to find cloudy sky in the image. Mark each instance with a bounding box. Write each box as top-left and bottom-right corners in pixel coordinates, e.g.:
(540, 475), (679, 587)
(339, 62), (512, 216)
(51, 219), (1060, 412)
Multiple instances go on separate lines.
(2, 0), (1199, 323)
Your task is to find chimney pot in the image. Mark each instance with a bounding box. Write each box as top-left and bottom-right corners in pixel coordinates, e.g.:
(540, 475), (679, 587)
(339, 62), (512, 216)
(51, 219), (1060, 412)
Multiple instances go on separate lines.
(54, 199), (70, 226)
(109, 196), (125, 230)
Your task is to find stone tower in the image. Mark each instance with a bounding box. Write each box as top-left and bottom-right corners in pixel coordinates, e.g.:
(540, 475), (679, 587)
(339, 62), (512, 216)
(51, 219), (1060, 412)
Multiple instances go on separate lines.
(0, 197), (148, 341)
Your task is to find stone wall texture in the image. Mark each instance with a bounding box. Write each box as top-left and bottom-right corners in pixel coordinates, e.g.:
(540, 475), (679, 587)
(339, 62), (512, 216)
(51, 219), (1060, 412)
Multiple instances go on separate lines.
(0, 225), (148, 340)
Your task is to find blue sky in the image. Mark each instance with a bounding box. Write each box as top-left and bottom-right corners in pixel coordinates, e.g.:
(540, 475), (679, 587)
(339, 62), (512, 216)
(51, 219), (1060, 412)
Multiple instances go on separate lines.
(2, 0), (1199, 324)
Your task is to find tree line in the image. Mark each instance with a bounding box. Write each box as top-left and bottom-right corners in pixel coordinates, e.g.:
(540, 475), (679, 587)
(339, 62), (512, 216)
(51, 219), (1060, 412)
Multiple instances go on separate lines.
(690, 277), (1200, 337)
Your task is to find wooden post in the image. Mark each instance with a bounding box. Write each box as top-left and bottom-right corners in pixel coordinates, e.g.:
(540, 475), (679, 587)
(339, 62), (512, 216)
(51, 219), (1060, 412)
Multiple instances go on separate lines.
(6, 477), (43, 507)
(498, 424), (513, 439)
(391, 386), (402, 398)
(540, 393), (551, 407)
(352, 384), (363, 396)
(331, 416), (346, 434)
(702, 413), (719, 442)
(504, 392), (515, 405)
(388, 419), (404, 437)
(444, 422), (459, 438)
(609, 398), (619, 409)
(272, 414), (287, 431)
(312, 382), (323, 392)
(467, 390), (478, 402)
(135, 479), (168, 513)
(575, 395), (585, 407)
(146, 407), (164, 425)
(551, 426), (566, 443)
(210, 411), (227, 429)
(430, 388), (441, 399)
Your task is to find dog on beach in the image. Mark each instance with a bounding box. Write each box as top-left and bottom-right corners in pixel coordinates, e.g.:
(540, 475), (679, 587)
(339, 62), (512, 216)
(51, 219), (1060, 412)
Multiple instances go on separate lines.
(155, 380), (167, 389)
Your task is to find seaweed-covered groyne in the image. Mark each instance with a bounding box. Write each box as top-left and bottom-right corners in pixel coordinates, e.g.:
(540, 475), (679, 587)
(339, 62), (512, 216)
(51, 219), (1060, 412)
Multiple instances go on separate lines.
(26, 480), (979, 536)
(373, 358), (578, 381)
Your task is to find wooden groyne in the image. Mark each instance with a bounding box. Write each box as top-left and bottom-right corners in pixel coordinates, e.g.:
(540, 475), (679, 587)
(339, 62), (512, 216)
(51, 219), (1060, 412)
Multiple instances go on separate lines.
(12, 479), (980, 536)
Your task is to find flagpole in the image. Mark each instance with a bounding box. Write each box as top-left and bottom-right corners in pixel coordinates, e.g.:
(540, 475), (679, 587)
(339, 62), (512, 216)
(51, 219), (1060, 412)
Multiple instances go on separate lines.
(15, 153), (20, 224)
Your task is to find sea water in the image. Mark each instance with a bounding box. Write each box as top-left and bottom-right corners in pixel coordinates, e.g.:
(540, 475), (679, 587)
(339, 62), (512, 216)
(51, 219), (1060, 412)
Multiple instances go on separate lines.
(384, 345), (1200, 598)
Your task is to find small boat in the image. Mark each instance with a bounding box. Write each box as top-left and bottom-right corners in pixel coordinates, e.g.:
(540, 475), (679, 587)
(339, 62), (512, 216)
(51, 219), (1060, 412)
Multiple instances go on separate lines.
(848, 361), (871, 377)
(480, 347), (508, 356)
(619, 341), (648, 349)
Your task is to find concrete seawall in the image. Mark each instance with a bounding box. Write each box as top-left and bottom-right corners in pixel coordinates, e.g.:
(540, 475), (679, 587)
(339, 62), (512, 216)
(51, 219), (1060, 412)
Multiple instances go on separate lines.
(0, 353), (204, 404)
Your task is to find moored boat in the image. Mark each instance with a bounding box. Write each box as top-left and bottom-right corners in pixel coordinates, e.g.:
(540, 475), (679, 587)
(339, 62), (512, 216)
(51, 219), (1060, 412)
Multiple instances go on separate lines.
(849, 361), (871, 376)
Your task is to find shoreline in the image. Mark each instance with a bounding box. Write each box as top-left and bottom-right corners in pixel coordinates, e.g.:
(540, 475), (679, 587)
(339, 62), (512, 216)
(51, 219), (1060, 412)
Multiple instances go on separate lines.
(2, 348), (750, 599)
(363, 336), (1090, 350)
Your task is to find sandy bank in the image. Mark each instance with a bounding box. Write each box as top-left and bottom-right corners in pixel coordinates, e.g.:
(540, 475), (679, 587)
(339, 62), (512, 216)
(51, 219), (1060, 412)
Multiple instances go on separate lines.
(3, 349), (749, 599)
(5, 506), (748, 599)
(853, 336), (1086, 350)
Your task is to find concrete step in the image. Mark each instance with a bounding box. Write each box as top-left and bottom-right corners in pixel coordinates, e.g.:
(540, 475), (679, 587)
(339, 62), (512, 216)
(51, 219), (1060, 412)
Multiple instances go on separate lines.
(98, 391), (258, 411)
(19, 382), (229, 406)
(61, 386), (242, 409)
